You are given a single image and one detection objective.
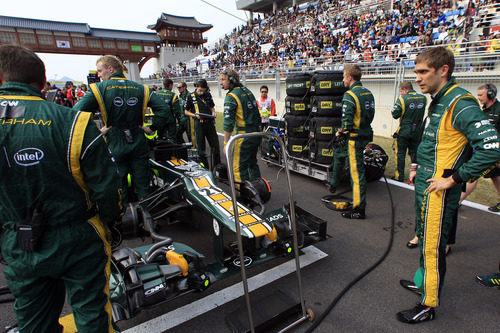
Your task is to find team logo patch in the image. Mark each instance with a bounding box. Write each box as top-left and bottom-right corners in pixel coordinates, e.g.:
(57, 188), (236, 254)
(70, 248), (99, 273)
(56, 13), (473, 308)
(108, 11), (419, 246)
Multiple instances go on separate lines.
(14, 148), (44, 166)
(232, 256), (253, 267)
(409, 103), (415, 110)
(417, 103), (424, 109)
(247, 101), (254, 109)
(113, 97), (124, 107)
(127, 97), (138, 106)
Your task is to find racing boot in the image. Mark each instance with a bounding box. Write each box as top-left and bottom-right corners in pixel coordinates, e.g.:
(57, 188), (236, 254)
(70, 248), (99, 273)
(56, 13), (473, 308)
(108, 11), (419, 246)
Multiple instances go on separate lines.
(396, 303), (435, 324)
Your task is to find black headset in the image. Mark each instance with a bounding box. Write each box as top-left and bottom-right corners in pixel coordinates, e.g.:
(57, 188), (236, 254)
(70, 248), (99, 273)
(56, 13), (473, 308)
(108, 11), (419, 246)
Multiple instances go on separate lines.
(485, 83), (497, 100)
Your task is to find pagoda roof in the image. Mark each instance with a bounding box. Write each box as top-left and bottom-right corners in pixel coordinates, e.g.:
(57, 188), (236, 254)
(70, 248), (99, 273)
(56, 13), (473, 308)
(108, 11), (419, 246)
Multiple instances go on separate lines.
(148, 13), (212, 32)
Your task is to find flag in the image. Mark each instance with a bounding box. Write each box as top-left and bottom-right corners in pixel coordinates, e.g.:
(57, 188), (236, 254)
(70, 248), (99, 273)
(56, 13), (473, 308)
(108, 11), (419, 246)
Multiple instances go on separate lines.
(56, 40), (71, 48)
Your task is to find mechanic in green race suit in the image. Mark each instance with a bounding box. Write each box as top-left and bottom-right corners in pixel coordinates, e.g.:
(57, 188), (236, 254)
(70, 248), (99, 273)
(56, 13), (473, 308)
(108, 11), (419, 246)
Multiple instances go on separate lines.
(331, 64), (375, 219)
(176, 81), (195, 145)
(152, 78), (180, 143)
(0, 46), (123, 332)
(184, 79), (221, 168)
(391, 81), (427, 182)
(74, 55), (173, 201)
(397, 47), (500, 324)
(220, 69), (262, 186)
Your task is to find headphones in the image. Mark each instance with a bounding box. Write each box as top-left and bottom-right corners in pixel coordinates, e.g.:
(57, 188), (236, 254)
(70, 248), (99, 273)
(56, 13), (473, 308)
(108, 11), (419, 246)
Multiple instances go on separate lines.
(485, 83), (497, 100)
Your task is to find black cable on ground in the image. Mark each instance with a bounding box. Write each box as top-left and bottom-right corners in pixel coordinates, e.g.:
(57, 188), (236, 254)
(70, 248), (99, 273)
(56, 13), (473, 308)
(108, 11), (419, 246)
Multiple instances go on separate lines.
(305, 175), (395, 332)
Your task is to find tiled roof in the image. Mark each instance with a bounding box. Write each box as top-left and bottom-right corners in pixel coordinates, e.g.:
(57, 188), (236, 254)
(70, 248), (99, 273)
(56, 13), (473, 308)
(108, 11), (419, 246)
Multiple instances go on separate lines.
(0, 15), (160, 42)
(0, 15), (90, 33)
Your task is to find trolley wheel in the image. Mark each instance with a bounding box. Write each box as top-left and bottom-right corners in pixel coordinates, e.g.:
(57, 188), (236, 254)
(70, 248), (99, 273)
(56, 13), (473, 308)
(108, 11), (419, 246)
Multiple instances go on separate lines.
(306, 308), (315, 322)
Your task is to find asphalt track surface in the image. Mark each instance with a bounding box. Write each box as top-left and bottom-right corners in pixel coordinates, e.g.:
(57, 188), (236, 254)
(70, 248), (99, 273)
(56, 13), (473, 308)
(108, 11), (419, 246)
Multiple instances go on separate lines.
(1, 142), (499, 332)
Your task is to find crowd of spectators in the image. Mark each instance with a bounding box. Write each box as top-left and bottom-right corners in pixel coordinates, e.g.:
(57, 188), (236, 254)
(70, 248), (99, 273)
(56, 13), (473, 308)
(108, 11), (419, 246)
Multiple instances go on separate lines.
(146, 0), (499, 80)
(148, 62), (200, 79)
(206, 0), (464, 69)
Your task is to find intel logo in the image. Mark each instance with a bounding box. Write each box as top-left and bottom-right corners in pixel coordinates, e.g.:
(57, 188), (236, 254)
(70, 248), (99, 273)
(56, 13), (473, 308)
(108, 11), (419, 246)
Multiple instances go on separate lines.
(14, 148), (44, 166)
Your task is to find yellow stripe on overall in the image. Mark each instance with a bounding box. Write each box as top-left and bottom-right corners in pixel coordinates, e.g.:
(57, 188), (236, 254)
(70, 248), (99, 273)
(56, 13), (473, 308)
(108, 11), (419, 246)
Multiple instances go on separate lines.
(227, 92), (246, 186)
(394, 96), (405, 180)
(68, 111), (93, 209)
(90, 83), (108, 125)
(345, 90), (362, 207)
(87, 215), (114, 333)
(422, 88), (472, 307)
(348, 140), (361, 208)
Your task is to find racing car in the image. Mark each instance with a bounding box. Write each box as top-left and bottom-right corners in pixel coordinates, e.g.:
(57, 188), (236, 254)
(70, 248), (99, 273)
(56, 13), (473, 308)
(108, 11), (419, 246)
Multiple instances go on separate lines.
(108, 142), (328, 322)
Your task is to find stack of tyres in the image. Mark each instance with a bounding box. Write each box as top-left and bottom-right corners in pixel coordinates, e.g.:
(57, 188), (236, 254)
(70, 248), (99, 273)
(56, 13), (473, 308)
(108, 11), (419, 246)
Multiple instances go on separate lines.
(285, 73), (311, 159)
(309, 70), (346, 165)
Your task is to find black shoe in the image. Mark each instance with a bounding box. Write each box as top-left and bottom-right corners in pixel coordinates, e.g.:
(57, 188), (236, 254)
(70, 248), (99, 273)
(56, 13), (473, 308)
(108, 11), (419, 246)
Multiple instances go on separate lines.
(399, 279), (422, 296)
(488, 202), (500, 212)
(341, 208), (365, 219)
(406, 241), (418, 249)
(396, 303), (435, 324)
(325, 183), (336, 193)
(475, 273), (500, 289)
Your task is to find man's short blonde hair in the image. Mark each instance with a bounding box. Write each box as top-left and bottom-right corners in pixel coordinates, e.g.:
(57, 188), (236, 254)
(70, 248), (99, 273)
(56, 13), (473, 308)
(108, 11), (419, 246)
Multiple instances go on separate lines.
(97, 55), (128, 73)
(343, 64), (362, 81)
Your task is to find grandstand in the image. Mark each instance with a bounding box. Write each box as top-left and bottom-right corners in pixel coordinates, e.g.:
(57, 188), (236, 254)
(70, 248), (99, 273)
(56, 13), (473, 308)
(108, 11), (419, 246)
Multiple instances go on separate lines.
(144, 0), (500, 139)
(145, 0), (499, 79)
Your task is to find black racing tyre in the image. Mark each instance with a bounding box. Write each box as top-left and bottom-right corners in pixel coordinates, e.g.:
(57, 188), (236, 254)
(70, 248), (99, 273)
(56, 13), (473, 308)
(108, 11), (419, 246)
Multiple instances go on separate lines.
(310, 139), (334, 165)
(311, 95), (343, 117)
(310, 116), (341, 141)
(285, 95), (310, 116)
(310, 70), (346, 95)
(285, 73), (311, 97)
(285, 115), (309, 138)
(287, 137), (309, 158)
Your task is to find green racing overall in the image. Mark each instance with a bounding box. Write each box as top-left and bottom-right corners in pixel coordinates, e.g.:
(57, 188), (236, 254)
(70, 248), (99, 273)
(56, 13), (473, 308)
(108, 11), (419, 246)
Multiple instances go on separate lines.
(392, 89), (427, 181)
(223, 85), (262, 185)
(413, 78), (500, 308)
(152, 89), (180, 143)
(74, 72), (173, 201)
(330, 81), (375, 210)
(0, 82), (123, 333)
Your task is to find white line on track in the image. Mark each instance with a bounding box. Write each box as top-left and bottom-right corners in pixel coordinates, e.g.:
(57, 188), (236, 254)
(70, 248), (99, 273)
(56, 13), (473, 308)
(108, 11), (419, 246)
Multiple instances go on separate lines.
(123, 245), (327, 333)
(381, 177), (499, 214)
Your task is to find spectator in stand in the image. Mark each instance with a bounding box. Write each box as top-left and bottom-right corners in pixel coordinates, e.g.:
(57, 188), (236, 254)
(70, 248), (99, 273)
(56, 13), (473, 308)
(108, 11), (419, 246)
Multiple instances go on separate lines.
(257, 85), (276, 130)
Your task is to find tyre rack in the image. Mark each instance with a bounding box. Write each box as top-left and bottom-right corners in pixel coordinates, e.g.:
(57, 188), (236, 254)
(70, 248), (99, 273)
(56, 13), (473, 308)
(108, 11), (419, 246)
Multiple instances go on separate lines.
(261, 116), (332, 182)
